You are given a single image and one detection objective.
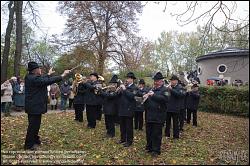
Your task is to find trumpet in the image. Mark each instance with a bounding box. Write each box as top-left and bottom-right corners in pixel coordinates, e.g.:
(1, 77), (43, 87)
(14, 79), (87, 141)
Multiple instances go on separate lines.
(100, 85), (117, 91)
(94, 85), (117, 95)
(141, 88), (154, 104)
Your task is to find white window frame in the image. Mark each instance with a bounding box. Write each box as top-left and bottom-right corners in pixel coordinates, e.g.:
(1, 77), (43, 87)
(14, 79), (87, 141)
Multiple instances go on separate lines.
(217, 64), (227, 74)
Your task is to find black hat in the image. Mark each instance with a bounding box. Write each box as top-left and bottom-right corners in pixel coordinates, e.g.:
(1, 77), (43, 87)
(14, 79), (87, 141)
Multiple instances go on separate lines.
(192, 84), (199, 88)
(90, 72), (99, 79)
(126, 72), (136, 79)
(138, 79), (145, 85)
(153, 72), (165, 80)
(109, 75), (118, 83)
(170, 75), (179, 81)
(27, 61), (41, 71)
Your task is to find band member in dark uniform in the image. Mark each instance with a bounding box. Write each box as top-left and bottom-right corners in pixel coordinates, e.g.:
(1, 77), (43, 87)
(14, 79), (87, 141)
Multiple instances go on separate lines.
(134, 79), (148, 131)
(24, 61), (70, 150)
(84, 72), (103, 128)
(99, 75), (120, 138)
(165, 75), (185, 139)
(178, 81), (187, 132)
(186, 84), (200, 126)
(118, 72), (137, 147)
(143, 72), (168, 156)
(96, 75), (105, 121)
(72, 73), (87, 122)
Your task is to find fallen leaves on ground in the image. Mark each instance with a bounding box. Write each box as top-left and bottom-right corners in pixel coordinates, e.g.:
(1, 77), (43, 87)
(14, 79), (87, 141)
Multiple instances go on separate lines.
(1, 111), (249, 165)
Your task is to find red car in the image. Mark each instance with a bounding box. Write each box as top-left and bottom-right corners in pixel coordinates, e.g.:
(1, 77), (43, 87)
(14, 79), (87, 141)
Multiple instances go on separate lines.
(207, 77), (226, 86)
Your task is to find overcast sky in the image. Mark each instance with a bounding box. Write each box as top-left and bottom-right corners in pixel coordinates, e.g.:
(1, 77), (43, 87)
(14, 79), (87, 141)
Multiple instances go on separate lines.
(1, 1), (249, 41)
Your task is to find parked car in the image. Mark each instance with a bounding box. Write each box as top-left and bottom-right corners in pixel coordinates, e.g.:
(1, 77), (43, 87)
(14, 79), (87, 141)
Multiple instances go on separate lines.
(232, 79), (243, 86)
(207, 77), (227, 86)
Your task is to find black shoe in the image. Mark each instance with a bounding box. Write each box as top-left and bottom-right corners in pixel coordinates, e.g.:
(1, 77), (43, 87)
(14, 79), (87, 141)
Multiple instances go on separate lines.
(180, 129), (184, 132)
(173, 136), (179, 139)
(78, 120), (83, 122)
(151, 151), (160, 157)
(24, 144), (39, 151)
(87, 125), (95, 129)
(123, 142), (132, 147)
(145, 147), (152, 153)
(106, 134), (115, 138)
(118, 140), (126, 144)
(139, 128), (143, 131)
(35, 140), (41, 145)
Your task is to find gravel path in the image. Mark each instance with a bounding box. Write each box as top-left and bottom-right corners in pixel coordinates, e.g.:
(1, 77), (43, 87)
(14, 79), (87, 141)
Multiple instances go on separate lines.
(1, 109), (75, 118)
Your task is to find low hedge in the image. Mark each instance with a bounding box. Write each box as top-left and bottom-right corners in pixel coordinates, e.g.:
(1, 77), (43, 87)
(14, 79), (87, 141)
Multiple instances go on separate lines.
(198, 86), (249, 117)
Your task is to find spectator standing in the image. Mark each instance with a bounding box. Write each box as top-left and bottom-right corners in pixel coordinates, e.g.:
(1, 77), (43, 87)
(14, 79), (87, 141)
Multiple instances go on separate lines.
(1, 80), (13, 116)
(50, 83), (60, 110)
(13, 80), (25, 111)
(60, 81), (71, 111)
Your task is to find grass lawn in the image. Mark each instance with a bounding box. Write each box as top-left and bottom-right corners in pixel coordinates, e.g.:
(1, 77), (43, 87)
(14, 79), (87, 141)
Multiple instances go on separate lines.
(1, 111), (249, 165)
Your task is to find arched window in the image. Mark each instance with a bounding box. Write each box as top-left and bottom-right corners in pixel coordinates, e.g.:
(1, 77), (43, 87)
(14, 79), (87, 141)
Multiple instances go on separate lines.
(197, 66), (202, 75)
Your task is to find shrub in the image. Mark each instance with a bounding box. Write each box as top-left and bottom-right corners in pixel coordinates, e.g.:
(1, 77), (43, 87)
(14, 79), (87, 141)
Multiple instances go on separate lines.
(198, 86), (249, 117)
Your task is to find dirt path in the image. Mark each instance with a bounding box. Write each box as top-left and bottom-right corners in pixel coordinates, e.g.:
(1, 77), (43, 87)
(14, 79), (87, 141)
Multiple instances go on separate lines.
(1, 109), (75, 117)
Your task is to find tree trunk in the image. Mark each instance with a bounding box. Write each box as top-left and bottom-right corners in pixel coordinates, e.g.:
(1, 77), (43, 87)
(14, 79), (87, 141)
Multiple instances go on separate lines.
(14, 1), (23, 76)
(1, 1), (15, 84)
(97, 51), (105, 75)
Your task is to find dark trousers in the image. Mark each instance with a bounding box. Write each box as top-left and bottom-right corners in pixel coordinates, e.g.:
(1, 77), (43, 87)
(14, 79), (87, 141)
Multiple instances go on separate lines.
(179, 109), (186, 130)
(86, 105), (98, 128)
(134, 111), (143, 130)
(51, 104), (58, 110)
(114, 114), (120, 125)
(104, 114), (115, 137)
(165, 112), (179, 138)
(187, 109), (197, 126)
(146, 123), (163, 154)
(120, 116), (133, 144)
(24, 114), (42, 149)
(69, 99), (74, 109)
(96, 105), (102, 121)
(74, 104), (85, 122)
(184, 108), (187, 121)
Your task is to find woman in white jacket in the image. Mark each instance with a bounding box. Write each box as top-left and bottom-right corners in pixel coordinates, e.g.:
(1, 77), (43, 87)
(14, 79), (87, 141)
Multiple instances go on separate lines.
(1, 79), (13, 116)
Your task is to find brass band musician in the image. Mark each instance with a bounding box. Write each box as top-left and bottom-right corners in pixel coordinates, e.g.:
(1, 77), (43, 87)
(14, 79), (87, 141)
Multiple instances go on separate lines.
(98, 75), (121, 138)
(72, 73), (87, 122)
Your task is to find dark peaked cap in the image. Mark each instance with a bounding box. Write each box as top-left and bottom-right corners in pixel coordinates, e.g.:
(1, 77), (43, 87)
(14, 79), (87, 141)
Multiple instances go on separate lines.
(139, 79), (145, 84)
(153, 72), (165, 80)
(126, 72), (136, 79)
(170, 75), (179, 81)
(90, 72), (99, 79)
(27, 61), (41, 71)
(109, 75), (118, 83)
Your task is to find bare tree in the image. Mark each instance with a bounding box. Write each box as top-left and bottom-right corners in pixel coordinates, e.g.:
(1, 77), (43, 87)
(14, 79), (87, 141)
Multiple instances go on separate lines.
(58, 1), (143, 75)
(169, 1), (249, 44)
(13, 1), (23, 76)
(108, 35), (147, 71)
(1, 1), (15, 83)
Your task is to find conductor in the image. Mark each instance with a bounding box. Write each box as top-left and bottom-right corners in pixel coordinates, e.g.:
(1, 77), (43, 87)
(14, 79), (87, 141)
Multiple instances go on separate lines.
(24, 61), (71, 150)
